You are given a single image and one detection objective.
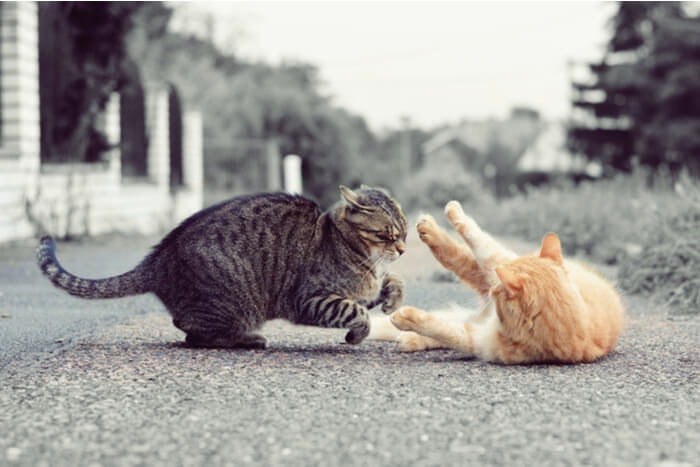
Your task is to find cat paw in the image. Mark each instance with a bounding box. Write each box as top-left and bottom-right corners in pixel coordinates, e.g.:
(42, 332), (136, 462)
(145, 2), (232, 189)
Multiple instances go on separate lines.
(390, 306), (428, 332)
(445, 201), (478, 237)
(345, 321), (370, 345)
(380, 274), (405, 314)
(416, 214), (440, 245)
(445, 200), (466, 224)
(397, 331), (429, 352)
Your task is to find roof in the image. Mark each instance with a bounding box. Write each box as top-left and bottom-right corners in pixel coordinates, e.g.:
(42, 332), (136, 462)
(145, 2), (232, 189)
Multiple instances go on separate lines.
(423, 115), (542, 158)
(517, 122), (602, 176)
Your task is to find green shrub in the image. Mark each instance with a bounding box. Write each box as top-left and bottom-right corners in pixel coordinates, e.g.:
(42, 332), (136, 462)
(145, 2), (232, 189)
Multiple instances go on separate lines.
(403, 168), (699, 314)
(617, 179), (700, 315)
(396, 165), (485, 214)
(467, 171), (684, 265)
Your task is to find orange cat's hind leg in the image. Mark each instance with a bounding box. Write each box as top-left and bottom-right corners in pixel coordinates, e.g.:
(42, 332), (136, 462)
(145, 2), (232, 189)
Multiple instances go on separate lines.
(391, 306), (521, 363)
(416, 214), (490, 296)
(391, 306), (479, 354)
(444, 201), (517, 286)
(396, 332), (445, 352)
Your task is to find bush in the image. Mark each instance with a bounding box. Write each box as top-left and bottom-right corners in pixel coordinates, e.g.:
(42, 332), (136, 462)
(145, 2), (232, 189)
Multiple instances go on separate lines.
(402, 167), (699, 315)
(466, 171), (683, 265)
(617, 179), (700, 315)
(396, 165), (486, 214)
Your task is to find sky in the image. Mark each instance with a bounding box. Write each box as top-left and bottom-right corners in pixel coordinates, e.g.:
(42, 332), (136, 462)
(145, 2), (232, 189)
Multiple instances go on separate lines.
(172, 1), (615, 130)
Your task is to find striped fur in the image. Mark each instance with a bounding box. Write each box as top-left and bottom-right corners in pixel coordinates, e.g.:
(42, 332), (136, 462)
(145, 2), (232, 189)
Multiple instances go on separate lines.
(37, 236), (151, 298)
(36, 187), (408, 348)
(389, 200), (625, 364)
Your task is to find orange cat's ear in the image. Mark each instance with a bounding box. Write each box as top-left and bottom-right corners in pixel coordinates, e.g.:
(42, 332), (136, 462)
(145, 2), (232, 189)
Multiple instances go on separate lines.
(496, 266), (523, 295)
(540, 232), (563, 265)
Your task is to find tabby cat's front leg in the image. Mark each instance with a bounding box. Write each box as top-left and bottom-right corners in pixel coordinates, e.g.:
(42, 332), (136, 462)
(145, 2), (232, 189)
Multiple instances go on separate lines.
(363, 273), (405, 313)
(299, 294), (370, 344)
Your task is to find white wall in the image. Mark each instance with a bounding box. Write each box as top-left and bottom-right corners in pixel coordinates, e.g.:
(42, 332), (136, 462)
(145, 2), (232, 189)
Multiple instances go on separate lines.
(0, 2), (204, 243)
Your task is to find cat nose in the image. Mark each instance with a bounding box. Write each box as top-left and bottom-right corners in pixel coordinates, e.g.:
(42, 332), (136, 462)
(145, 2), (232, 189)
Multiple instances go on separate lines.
(397, 244), (405, 256)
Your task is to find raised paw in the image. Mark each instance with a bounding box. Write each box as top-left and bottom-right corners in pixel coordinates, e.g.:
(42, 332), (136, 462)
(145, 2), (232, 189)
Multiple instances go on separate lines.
(390, 306), (429, 333)
(416, 214), (440, 246)
(444, 200), (465, 223)
(380, 273), (405, 314)
(445, 200), (478, 238)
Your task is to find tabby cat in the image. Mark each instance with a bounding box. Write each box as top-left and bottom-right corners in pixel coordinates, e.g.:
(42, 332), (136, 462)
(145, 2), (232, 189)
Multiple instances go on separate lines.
(374, 200), (625, 364)
(37, 186), (407, 348)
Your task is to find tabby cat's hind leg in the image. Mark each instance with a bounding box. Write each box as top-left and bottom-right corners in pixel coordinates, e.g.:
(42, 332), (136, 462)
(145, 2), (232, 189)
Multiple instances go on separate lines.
(444, 201), (517, 286)
(185, 332), (267, 349)
(171, 299), (265, 349)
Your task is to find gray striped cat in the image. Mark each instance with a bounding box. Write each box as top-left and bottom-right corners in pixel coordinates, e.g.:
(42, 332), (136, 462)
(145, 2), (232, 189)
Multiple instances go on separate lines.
(37, 185), (407, 349)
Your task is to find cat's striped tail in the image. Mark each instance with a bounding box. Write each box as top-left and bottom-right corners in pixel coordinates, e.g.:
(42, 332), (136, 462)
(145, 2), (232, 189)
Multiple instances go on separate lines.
(36, 236), (152, 299)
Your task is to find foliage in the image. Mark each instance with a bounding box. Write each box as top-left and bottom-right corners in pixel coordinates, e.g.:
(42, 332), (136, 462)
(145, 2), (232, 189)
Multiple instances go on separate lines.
(39, 2), (142, 163)
(127, 4), (388, 208)
(568, 2), (700, 177)
(617, 178), (700, 315)
(396, 163), (485, 214)
(463, 170), (683, 265)
(451, 170), (699, 315)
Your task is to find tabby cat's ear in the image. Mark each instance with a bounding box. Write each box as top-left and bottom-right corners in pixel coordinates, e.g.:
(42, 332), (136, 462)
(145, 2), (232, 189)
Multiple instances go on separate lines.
(540, 233), (563, 265)
(339, 185), (375, 212)
(495, 266), (523, 295)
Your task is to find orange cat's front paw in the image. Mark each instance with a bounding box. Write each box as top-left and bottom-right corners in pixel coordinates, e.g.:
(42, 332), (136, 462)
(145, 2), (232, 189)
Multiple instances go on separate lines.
(390, 306), (429, 332)
(416, 214), (440, 245)
(444, 201), (465, 225)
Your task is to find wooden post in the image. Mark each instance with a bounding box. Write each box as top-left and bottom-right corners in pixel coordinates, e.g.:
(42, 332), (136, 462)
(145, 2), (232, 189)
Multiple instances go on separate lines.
(283, 154), (302, 194)
(400, 116), (412, 179)
(0, 1), (40, 164)
(0, 1), (40, 242)
(266, 140), (281, 191)
(144, 82), (170, 190)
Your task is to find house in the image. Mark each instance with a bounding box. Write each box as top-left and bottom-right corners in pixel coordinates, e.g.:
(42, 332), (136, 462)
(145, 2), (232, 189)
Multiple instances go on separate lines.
(421, 107), (543, 175)
(421, 108), (601, 186)
(0, 2), (204, 243)
(518, 121), (602, 179)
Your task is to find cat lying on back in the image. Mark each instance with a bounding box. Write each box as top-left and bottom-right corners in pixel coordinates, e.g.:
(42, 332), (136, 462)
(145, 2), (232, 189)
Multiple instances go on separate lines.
(37, 186), (407, 348)
(371, 201), (625, 364)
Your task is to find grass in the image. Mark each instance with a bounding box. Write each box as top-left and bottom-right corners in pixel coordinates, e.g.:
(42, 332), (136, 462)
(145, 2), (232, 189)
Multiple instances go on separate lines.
(617, 188), (700, 316)
(412, 169), (700, 316)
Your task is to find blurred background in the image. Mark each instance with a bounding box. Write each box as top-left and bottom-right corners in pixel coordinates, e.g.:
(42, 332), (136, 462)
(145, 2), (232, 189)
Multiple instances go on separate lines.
(0, 1), (699, 312)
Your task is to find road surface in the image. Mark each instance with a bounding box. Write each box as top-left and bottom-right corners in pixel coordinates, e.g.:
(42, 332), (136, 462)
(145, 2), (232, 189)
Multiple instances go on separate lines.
(0, 233), (698, 466)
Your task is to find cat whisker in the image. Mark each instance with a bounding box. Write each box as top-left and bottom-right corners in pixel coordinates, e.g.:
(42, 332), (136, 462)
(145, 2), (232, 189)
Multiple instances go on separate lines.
(358, 254), (381, 268)
(359, 256), (384, 284)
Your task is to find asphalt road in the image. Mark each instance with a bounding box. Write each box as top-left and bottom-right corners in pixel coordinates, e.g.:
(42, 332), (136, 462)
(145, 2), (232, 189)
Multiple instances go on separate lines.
(0, 234), (698, 467)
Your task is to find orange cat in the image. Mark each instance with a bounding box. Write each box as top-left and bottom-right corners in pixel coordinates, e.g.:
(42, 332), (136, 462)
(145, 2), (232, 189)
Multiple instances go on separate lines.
(379, 201), (625, 364)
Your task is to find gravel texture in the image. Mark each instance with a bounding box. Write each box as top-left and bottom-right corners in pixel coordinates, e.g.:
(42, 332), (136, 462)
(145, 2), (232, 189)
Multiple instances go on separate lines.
(1, 234), (698, 467)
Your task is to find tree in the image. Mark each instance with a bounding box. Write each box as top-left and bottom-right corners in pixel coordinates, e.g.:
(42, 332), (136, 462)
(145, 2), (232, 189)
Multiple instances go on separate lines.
(568, 2), (700, 176)
(128, 6), (383, 207)
(39, 2), (143, 163)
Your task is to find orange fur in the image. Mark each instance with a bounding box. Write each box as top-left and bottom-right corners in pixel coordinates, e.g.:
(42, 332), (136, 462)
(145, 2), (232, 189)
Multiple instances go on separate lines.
(390, 201), (625, 364)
